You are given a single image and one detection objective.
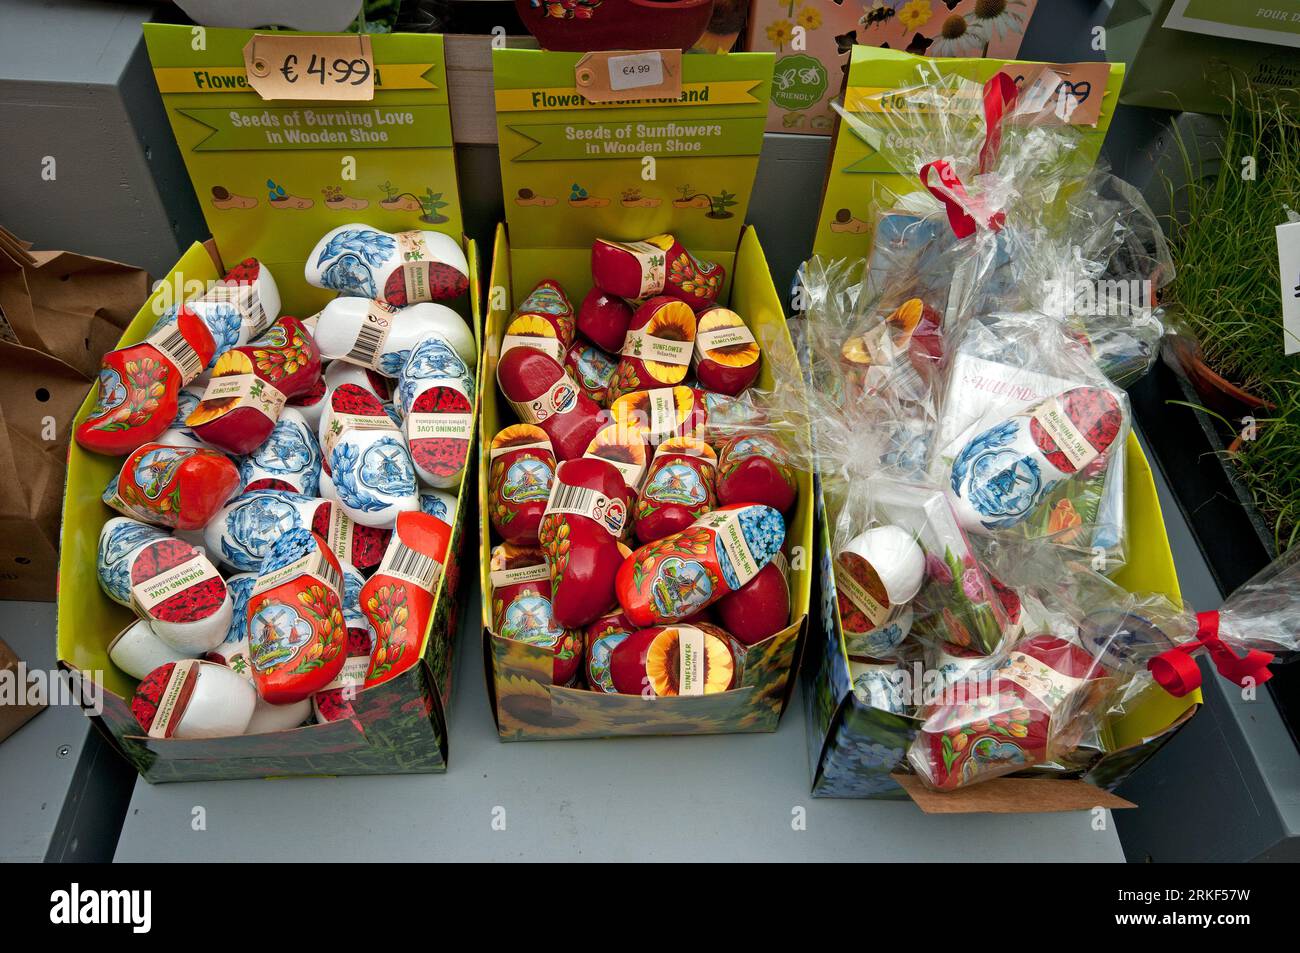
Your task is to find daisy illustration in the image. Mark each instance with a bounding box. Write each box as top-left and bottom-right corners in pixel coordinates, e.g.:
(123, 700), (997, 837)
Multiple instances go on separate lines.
(930, 14), (987, 57)
(970, 0), (1030, 43)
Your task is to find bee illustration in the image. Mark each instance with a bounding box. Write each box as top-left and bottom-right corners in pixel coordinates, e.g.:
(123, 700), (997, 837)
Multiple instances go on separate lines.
(861, 3), (895, 29)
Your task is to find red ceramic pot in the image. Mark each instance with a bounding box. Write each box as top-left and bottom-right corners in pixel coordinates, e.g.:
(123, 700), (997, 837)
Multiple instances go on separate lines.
(616, 503), (785, 627)
(608, 621), (735, 697)
(515, 0), (714, 52)
(490, 543), (582, 686)
(187, 316), (322, 455)
(715, 433), (798, 514)
(105, 443), (241, 531)
(634, 437), (716, 543)
(488, 424), (556, 546)
(577, 289), (634, 355)
(538, 458), (631, 628)
(693, 306), (759, 395)
(910, 635), (1109, 791)
(75, 306), (217, 456)
(607, 297), (696, 402)
(363, 512), (452, 688)
(496, 345), (603, 461)
(714, 559), (790, 646)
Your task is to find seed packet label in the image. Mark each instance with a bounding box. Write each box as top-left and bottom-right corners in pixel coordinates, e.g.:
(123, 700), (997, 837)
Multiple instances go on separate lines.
(604, 239), (666, 297)
(623, 328), (693, 367)
(508, 373), (580, 425)
(501, 333), (564, 362)
(546, 477), (627, 537)
(490, 561), (550, 588)
(676, 625), (706, 696)
(697, 509), (759, 588)
(132, 553), (220, 613)
(325, 504), (355, 565)
(1031, 397), (1098, 471)
(998, 652), (1089, 708)
(833, 559), (891, 627)
(643, 386), (680, 441)
(408, 412), (474, 441)
(147, 321), (205, 384)
(1277, 220), (1300, 356)
(378, 537), (443, 591)
(253, 546), (342, 597)
(323, 654), (371, 692)
(490, 439), (552, 461)
(345, 301), (398, 370)
(696, 322), (756, 355)
(203, 280), (270, 337)
(397, 230), (434, 304)
(587, 451), (644, 490)
(149, 658), (200, 739)
(199, 372), (288, 421)
(322, 409), (398, 458)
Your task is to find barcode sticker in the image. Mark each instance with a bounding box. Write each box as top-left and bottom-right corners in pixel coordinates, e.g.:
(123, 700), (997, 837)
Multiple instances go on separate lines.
(489, 561), (550, 589)
(676, 625), (706, 696)
(397, 231), (433, 304)
(131, 553), (220, 614)
(148, 658), (199, 739)
(1031, 397), (1099, 472)
(546, 474), (627, 537)
(379, 537), (443, 591)
(345, 302), (397, 370)
(253, 545), (343, 597)
(622, 328), (692, 367)
(147, 323), (204, 384)
(696, 509), (760, 589)
(408, 412), (474, 441)
(501, 333), (564, 362)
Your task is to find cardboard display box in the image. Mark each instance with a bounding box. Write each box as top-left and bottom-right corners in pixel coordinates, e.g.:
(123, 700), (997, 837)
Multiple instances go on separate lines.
(56, 238), (482, 782)
(0, 637), (45, 744)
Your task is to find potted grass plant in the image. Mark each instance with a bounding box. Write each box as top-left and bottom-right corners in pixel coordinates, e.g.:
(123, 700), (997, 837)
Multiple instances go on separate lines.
(1162, 80), (1300, 553)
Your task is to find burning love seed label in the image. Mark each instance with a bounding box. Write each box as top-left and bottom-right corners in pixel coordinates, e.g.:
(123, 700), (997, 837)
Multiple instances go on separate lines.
(132, 553), (221, 614)
(408, 413), (474, 441)
(1031, 398), (1098, 471)
(148, 658), (200, 739)
(397, 230), (434, 304)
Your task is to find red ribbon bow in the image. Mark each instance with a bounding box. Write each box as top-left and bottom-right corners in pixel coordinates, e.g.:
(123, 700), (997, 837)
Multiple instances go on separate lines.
(1147, 610), (1276, 697)
(918, 73), (1018, 240)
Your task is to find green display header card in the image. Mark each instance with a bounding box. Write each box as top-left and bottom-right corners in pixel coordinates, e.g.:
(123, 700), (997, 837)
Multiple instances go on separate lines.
(143, 24), (463, 316)
(812, 48), (1124, 262)
(492, 48), (774, 260)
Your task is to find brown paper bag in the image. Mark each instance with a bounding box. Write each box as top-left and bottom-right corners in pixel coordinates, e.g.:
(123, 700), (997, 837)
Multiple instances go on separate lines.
(0, 637), (44, 743)
(0, 227), (150, 601)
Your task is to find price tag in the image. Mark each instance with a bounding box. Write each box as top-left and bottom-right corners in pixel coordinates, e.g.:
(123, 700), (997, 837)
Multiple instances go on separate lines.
(1278, 219), (1300, 356)
(243, 34), (375, 102)
(574, 50), (682, 104)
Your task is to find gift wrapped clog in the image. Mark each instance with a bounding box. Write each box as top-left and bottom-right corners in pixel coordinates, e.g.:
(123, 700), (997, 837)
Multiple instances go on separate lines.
(496, 346), (603, 461)
(75, 306), (216, 456)
(103, 443), (241, 530)
(591, 235), (672, 299)
(490, 543), (581, 686)
(608, 386), (707, 447)
(607, 297), (696, 402)
(608, 622), (736, 697)
(314, 297), (475, 377)
(131, 659), (257, 739)
(246, 529), (348, 704)
(396, 332), (477, 489)
(185, 257), (281, 367)
(129, 536), (231, 653)
(634, 438), (717, 543)
(616, 503), (785, 627)
(833, 525), (925, 654)
(205, 491), (389, 574)
(538, 458), (631, 628)
(488, 425), (556, 546)
(583, 424), (648, 505)
(362, 512), (451, 687)
(186, 315), (322, 455)
(306, 224), (469, 305)
(320, 384), (419, 528)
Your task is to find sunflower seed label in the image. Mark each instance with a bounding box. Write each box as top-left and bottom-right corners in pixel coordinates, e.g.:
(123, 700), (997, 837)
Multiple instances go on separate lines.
(645, 387), (680, 441)
(397, 231), (434, 304)
(677, 626), (706, 696)
(507, 373), (580, 425)
(149, 658), (200, 739)
(1031, 397), (1098, 471)
(490, 561), (550, 589)
(697, 509), (759, 588)
(622, 328), (692, 367)
(490, 439), (552, 461)
(378, 537), (443, 591)
(834, 558), (891, 627)
(546, 476), (627, 537)
(132, 553), (220, 613)
(696, 323), (755, 356)
(501, 333), (564, 362)
(197, 373), (287, 421)
(345, 302), (397, 370)
(408, 412), (474, 441)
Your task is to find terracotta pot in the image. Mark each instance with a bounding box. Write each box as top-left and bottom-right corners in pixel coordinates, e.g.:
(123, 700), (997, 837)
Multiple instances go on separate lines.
(1166, 334), (1275, 419)
(515, 0), (715, 53)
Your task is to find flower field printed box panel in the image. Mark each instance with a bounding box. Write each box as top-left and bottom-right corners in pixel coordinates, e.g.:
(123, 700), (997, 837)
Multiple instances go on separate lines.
(746, 0), (1039, 135)
(56, 239), (482, 783)
(479, 224), (815, 741)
